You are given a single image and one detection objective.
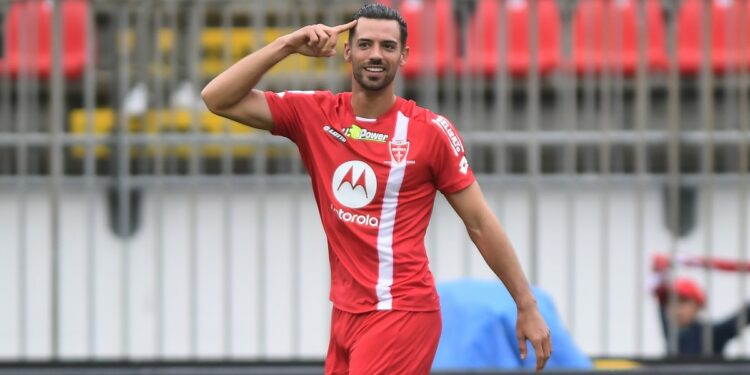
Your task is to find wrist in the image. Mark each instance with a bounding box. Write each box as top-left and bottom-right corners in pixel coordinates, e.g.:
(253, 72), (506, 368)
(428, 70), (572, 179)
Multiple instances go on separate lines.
(516, 297), (538, 312)
(274, 35), (297, 56)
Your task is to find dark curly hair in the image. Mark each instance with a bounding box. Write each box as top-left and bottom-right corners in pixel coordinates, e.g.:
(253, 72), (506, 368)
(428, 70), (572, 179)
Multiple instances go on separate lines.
(348, 3), (408, 47)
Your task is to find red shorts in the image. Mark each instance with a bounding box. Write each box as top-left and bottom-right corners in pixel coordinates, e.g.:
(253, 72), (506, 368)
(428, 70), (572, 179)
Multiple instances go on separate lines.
(325, 307), (442, 375)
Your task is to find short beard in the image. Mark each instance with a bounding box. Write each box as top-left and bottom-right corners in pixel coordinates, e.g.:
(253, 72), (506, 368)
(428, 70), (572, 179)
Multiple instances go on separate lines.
(352, 67), (397, 92)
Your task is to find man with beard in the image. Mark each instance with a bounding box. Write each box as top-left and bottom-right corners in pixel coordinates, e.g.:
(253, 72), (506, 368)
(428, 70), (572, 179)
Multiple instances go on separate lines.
(201, 4), (551, 374)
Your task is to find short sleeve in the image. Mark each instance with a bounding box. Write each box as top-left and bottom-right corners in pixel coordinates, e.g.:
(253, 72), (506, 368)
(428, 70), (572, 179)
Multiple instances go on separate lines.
(264, 90), (317, 142)
(430, 114), (476, 194)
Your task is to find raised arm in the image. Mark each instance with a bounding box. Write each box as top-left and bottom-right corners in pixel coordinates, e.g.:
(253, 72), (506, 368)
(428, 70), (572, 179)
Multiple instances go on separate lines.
(445, 182), (552, 372)
(200, 20), (357, 130)
(650, 255), (678, 340)
(713, 303), (750, 350)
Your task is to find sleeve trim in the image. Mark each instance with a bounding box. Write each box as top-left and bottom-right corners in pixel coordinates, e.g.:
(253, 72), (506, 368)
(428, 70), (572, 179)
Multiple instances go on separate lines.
(440, 176), (476, 195)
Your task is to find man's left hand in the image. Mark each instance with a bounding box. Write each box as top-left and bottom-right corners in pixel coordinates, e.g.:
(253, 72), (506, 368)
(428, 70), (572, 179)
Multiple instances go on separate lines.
(516, 303), (552, 372)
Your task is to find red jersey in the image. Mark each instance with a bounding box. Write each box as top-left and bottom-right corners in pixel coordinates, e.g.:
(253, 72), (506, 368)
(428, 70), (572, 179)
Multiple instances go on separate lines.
(265, 90), (475, 313)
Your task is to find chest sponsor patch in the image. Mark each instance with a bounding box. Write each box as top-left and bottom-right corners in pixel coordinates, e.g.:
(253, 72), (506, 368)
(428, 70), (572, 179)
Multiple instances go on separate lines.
(342, 124), (389, 143)
(332, 160), (377, 209)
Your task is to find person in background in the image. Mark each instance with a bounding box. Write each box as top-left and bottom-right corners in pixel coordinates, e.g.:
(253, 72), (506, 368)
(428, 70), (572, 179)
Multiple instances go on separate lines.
(653, 256), (750, 356)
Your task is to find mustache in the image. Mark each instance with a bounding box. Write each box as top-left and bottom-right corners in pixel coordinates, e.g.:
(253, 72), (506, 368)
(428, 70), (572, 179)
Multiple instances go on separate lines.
(363, 59), (384, 66)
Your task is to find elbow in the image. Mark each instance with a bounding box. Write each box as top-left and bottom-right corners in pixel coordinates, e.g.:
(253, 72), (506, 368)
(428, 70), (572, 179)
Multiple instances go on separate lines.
(200, 83), (229, 115)
(200, 86), (210, 103)
(200, 86), (219, 113)
(464, 211), (502, 248)
(463, 212), (488, 241)
(465, 222), (483, 242)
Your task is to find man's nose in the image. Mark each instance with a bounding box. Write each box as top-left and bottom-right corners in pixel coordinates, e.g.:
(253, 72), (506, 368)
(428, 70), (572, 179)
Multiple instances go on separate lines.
(369, 45), (383, 60)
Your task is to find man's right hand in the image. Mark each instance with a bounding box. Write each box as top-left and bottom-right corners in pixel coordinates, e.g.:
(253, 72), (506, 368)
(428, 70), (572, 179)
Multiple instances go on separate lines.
(281, 20), (357, 58)
(202, 20), (357, 132)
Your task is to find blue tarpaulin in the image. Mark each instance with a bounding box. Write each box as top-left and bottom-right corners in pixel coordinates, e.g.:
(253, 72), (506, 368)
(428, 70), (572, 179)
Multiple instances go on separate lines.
(433, 279), (592, 370)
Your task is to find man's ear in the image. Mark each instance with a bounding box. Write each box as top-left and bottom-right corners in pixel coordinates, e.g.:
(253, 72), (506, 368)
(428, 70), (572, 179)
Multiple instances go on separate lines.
(399, 45), (409, 67)
(344, 41), (352, 62)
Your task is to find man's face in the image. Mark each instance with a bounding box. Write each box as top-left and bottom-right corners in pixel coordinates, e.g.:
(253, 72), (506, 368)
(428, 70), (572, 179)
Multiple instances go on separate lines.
(669, 296), (702, 328)
(345, 17), (408, 92)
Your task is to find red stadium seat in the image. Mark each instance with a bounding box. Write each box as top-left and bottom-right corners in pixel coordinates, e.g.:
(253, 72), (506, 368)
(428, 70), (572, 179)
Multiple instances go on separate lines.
(572, 0), (668, 74)
(464, 0), (561, 76)
(643, 0), (669, 71)
(400, 0), (457, 78)
(677, 0), (750, 74)
(0, 0), (88, 79)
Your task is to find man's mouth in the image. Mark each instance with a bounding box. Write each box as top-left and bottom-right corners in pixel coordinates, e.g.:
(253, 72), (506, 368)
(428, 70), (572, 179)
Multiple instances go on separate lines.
(364, 66), (385, 73)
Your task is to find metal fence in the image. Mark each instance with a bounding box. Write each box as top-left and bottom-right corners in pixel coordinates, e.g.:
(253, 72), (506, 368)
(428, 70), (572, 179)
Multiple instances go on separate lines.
(0, 0), (750, 363)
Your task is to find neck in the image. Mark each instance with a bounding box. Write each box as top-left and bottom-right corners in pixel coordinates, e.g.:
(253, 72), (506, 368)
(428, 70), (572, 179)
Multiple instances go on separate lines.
(350, 84), (397, 119)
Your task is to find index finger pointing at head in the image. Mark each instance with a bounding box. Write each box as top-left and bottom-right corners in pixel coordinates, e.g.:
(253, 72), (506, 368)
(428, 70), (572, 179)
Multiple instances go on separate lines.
(333, 19), (357, 33)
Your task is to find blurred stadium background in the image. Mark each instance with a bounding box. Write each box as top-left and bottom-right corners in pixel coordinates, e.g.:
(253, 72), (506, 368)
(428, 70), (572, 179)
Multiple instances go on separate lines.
(1, 0), (750, 373)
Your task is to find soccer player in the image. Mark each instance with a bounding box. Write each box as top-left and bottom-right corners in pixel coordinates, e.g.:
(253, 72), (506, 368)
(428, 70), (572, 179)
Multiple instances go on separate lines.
(201, 4), (551, 374)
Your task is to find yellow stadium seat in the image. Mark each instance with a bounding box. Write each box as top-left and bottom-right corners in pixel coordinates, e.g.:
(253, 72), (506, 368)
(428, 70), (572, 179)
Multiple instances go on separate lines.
(68, 108), (267, 159)
(124, 27), (350, 78)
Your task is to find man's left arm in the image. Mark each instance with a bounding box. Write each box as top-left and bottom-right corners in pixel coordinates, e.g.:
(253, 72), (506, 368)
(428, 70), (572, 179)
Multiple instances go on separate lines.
(713, 303), (750, 348)
(445, 181), (552, 372)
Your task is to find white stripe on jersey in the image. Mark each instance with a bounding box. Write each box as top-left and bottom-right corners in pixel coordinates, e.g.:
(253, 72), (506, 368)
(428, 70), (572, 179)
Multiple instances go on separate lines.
(375, 111), (410, 310)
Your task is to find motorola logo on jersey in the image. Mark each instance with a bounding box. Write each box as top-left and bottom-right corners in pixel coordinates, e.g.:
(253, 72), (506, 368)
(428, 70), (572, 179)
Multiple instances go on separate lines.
(330, 205), (379, 227)
(332, 161), (377, 208)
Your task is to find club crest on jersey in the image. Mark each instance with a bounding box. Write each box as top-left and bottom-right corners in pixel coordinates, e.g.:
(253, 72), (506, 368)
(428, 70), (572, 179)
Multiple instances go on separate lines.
(342, 124), (389, 143)
(389, 140), (410, 164)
